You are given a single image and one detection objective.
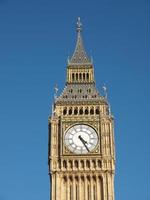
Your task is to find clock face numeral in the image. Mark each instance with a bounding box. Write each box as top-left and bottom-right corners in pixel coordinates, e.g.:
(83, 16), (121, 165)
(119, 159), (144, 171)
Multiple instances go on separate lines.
(64, 124), (98, 154)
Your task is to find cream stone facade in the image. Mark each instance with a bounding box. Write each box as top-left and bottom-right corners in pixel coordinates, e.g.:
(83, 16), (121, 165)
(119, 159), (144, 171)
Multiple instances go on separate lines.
(48, 18), (115, 200)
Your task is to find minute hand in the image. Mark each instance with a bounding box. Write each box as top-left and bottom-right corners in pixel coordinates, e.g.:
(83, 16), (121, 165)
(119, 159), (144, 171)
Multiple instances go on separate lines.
(78, 135), (90, 152)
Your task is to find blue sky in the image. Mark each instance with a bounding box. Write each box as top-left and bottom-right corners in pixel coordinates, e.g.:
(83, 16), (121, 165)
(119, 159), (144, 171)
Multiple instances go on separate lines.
(0, 0), (150, 200)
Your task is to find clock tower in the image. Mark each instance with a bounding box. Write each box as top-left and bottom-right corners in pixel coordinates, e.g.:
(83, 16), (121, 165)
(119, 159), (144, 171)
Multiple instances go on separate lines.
(48, 18), (115, 200)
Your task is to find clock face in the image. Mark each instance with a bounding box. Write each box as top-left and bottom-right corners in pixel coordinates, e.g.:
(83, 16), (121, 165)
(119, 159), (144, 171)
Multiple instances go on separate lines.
(64, 124), (98, 154)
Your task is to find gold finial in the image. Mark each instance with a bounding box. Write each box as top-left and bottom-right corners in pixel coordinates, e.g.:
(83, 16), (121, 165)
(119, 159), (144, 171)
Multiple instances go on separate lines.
(77, 17), (82, 32)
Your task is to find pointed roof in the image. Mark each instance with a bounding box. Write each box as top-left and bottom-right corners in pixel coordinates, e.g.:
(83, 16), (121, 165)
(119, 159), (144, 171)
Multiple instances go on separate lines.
(68, 17), (92, 66)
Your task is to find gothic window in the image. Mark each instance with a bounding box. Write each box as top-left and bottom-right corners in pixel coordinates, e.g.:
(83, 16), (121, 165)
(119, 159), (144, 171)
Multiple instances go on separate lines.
(69, 160), (73, 169)
(80, 160), (84, 169)
(98, 160), (101, 168)
(87, 73), (89, 81)
(79, 108), (83, 115)
(63, 108), (67, 115)
(63, 160), (67, 169)
(76, 73), (78, 81)
(58, 160), (61, 169)
(85, 108), (89, 115)
(74, 160), (78, 168)
(69, 108), (72, 115)
(72, 73), (75, 81)
(90, 108), (94, 115)
(83, 73), (85, 80)
(74, 108), (78, 115)
(96, 108), (100, 114)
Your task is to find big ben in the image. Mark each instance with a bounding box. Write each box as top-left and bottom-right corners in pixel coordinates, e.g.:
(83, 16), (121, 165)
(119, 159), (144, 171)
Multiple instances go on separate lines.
(48, 18), (115, 200)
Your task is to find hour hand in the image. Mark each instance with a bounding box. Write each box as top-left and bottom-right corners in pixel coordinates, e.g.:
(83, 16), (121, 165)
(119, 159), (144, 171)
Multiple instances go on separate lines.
(78, 135), (90, 152)
(78, 135), (87, 144)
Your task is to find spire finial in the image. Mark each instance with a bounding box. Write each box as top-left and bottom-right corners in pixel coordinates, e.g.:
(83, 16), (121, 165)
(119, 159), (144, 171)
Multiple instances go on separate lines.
(103, 84), (108, 99)
(77, 17), (82, 32)
(54, 84), (58, 100)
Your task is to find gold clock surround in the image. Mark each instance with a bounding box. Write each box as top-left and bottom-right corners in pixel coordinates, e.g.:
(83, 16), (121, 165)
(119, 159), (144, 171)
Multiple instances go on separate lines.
(64, 124), (99, 154)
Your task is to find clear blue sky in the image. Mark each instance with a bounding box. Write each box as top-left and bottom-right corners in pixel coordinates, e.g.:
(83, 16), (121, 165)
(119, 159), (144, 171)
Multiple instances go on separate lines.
(0, 0), (150, 200)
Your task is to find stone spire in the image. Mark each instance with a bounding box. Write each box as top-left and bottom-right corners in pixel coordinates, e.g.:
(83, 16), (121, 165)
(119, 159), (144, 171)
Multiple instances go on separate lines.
(68, 17), (92, 65)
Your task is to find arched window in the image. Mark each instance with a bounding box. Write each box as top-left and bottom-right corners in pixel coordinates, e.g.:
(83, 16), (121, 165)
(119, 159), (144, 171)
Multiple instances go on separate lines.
(63, 160), (67, 169)
(58, 160), (61, 169)
(72, 73), (75, 81)
(90, 108), (94, 115)
(74, 108), (78, 115)
(98, 160), (101, 168)
(74, 160), (78, 168)
(69, 108), (72, 115)
(76, 73), (78, 81)
(96, 108), (100, 114)
(63, 108), (67, 115)
(79, 108), (83, 115)
(85, 108), (89, 115)
(80, 160), (84, 169)
(87, 73), (89, 81)
(68, 160), (73, 169)
(83, 73), (85, 80)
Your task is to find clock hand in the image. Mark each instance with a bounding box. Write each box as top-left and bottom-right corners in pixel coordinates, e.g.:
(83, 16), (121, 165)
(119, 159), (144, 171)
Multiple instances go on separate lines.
(78, 135), (87, 144)
(78, 135), (90, 152)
